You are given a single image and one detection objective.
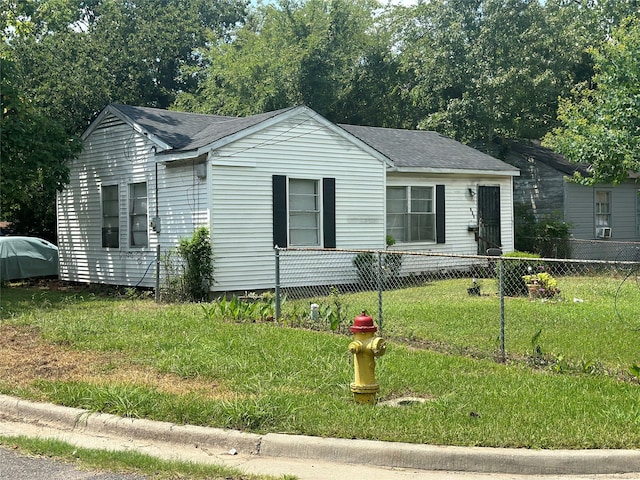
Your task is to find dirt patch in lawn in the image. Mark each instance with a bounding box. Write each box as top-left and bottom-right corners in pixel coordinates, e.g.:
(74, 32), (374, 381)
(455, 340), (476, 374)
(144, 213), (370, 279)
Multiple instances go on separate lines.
(0, 324), (225, 399)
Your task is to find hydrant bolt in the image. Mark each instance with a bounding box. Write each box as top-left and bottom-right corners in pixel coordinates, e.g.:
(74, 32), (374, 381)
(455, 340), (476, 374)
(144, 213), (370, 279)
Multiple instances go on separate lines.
(370, 337), (386, 356)
(348, 341), (362, 354)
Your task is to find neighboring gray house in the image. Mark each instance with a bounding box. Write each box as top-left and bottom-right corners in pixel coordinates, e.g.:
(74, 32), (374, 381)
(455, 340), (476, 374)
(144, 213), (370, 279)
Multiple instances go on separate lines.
(57, 104), (519, 292)
(503, 140), (640, 249)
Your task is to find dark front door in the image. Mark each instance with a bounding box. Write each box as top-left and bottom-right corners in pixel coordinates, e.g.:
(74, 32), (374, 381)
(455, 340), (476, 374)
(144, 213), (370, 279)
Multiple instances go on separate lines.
(477, 186), (501, 255)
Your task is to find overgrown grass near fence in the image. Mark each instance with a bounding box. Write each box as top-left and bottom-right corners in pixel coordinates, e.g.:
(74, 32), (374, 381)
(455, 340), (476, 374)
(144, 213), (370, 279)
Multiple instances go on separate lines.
(1, 280), (640, 449)
(282, 274), (640, 374)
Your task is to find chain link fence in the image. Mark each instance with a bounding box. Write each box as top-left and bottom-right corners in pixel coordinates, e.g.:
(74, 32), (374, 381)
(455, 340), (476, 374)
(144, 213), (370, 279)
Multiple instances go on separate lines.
(522, 237), (640, 262)
(275, 241), (640, 359)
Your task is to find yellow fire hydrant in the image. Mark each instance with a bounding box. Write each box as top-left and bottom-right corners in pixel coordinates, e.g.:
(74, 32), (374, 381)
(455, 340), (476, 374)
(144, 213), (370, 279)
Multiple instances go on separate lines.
(348, 311), (386, 404)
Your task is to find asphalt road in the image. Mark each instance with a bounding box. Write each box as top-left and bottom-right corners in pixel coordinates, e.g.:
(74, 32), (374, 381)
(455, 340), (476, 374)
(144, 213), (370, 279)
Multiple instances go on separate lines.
(0, 445), (147, 480)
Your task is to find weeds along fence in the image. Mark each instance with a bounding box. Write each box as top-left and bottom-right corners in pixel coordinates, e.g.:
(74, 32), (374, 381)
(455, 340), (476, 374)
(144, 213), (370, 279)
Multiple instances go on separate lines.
(274, 244), (640, 360)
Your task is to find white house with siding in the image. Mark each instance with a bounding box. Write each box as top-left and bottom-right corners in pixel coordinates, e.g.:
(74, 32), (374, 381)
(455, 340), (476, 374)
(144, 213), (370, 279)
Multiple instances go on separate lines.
(57, 104), (519, 292)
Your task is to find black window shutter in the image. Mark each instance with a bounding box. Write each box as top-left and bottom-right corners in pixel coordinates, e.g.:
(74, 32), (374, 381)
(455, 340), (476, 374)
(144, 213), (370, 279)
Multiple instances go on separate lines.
(272, 175), (288, 248)
(323, 178), (336, 248)
(436, 184), (446, 244)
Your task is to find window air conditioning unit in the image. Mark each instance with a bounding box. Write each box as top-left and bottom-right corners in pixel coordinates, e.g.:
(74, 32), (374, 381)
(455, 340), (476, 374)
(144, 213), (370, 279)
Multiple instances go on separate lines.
(596, 227), (612, 238)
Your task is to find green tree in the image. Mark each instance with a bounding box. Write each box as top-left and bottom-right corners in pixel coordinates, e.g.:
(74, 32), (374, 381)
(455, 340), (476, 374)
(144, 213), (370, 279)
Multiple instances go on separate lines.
(395, 0), (587, 143)
(550, 0), (640, 37)
(175, 0), (404, 126)
(7, 0), (248, 134)
(0, 58), (81, 241)
(1, 0), (246, 238)
(543, 17), (640, 185)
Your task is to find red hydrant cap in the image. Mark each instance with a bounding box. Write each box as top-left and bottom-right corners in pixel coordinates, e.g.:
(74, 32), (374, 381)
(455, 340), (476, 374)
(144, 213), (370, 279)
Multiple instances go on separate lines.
(351, 311), (377, 333)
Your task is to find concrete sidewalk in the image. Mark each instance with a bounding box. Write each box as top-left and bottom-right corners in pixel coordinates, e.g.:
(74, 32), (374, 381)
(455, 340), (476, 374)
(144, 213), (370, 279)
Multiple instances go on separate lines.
(1, 394), (639, 479)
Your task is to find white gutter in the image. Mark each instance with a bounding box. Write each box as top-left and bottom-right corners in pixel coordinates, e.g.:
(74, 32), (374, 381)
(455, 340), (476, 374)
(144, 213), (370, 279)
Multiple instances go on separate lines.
(388, 167), (520, 177)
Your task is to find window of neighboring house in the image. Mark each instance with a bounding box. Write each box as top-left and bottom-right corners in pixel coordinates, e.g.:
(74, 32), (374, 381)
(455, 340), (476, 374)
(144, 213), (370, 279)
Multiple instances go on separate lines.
(386, 186), (435, 242)
(129, 182), (148, 247)
(289, 178), (320, 246)
(595, 190), (611, 228)
(102, 185), (119, 248)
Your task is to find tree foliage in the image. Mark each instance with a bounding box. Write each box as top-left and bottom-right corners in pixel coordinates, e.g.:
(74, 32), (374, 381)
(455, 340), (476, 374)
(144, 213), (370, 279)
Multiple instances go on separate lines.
(393, 0), (590, 143)
(544, 17), (640, 184)
(1, 0), (246, 238)
(6, 0), (248, 134)
(0, 58), (81, 241)
(175, 0), (407, 126)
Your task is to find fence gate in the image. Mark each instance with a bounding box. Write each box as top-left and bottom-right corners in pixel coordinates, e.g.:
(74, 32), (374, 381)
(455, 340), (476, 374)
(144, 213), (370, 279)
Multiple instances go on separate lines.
(477, 185), (501, 254)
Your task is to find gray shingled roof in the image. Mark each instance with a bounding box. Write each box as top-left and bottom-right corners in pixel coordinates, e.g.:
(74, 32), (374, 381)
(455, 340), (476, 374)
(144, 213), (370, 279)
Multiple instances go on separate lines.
(107, 104), (518, 173)
(340, 124), (519, 173)
(508, 141), (591, 177)
(110, 104), (294, 152)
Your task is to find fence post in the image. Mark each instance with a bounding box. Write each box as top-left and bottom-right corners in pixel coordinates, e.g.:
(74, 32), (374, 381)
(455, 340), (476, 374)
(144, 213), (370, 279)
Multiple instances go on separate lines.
(275, 246), (281, 321)
(376, 251), (383, 333)
(155, 244), (161, 303)
(499, 255), (505, 362)
(487, 248), (505, 362)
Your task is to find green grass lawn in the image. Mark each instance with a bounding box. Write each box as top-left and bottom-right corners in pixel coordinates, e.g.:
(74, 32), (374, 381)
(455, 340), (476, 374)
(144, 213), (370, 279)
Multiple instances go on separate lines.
(1, 275), (640, 449)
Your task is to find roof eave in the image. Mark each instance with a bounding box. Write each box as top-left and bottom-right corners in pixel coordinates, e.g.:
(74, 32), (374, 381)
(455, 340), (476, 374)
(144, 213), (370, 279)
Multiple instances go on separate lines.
(388, 167), (520, 177)
(157, 150), (202, 162)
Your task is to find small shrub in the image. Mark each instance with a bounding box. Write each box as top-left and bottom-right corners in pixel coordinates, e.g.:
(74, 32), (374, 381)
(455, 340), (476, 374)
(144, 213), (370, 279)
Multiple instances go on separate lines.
(160, 248), (189, 302)
(353, 236), (403, 290)
(535, 214), (572, 259)
(162, 227), (214, 302)
(500, 251), (541, 297)
(178, 227), (214, 302)
(514, 203), (537, 253)
(353, 252), (378, 289)
(325, 286), (348, 331)
(514, 203), (572, 259)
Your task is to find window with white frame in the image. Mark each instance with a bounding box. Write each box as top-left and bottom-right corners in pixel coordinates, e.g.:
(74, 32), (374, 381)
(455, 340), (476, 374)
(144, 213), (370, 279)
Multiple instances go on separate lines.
(101, 185), (119, 248)
(288, 178), (320, 246)
(386, 186), (435, 242)
(595, 190), (611, 227)
(129, 182), (148, 247)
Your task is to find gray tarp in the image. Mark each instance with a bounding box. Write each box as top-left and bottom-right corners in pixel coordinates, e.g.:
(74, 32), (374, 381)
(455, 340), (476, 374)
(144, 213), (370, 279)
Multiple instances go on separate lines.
(0, 237), (59, 281)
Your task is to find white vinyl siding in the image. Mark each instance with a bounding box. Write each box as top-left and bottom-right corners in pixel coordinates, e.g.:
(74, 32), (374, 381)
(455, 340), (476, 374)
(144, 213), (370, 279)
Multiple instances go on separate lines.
(386, 174), (514, 255)
(157, 160), (209, 246)
(57, 114), (159, 287)
(210, 111), (386, 291)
